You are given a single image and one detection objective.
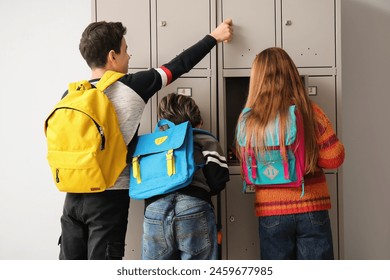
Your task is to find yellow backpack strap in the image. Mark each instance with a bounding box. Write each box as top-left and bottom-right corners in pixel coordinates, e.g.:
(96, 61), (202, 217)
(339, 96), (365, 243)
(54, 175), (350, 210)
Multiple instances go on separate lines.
(68, 80), (92, 92)
(166, 149), (176, 176)
(95, 70), (125, 92)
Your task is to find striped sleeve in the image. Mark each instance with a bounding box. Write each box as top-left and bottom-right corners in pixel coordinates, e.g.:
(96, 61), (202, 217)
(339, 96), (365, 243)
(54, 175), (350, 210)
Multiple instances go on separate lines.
(201, 137), (230, 195)
(313, 104), (345, 169)
(161, 35), (216, 82)
(120, 35), (216, 103)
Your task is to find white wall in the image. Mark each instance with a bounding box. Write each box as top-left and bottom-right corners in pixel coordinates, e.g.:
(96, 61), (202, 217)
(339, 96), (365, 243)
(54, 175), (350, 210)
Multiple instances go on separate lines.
(341, 0), (390, 259)
(0, 0), (90, 259)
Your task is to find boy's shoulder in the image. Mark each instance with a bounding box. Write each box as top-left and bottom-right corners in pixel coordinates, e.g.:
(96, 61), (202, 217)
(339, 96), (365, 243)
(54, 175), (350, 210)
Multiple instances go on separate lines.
(193, 129), (218, 141)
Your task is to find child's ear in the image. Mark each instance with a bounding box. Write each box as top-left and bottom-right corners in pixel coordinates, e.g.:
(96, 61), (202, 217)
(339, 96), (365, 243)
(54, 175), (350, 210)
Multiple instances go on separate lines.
(107, 50), (116, 64)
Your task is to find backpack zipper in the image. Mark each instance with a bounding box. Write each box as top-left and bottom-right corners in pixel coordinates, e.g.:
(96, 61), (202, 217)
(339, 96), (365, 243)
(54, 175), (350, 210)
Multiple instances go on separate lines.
(97, 125), (105, 150)
(56, 168), (60, 183)
(59, 107), (106, 150)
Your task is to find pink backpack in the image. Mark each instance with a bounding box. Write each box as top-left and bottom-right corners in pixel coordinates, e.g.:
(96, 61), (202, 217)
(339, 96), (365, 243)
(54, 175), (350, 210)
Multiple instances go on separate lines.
(237, 105), (306, 197)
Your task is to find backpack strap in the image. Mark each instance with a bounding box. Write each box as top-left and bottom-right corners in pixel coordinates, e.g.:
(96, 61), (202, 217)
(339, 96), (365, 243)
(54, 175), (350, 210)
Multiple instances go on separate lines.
(68, 80), (92, 92)
(249, 149), (257, 180)
(294, 109), (305, 198)
(95, 70), (125, 92)
(155, 119), (176, 132)
(280, 132), (289, 180)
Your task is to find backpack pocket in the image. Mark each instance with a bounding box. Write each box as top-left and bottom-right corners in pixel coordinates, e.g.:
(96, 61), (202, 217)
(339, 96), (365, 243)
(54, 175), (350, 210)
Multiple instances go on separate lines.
(245, 150), (297, 186)
(47, 150), (107, 193)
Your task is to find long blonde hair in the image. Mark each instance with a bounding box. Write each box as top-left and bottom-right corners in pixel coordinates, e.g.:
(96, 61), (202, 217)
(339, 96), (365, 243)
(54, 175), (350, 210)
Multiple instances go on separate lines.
(236, 47), (318, 174)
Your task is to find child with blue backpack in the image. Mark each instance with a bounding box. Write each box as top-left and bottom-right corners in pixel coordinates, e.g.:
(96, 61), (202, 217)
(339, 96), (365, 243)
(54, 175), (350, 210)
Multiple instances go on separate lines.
(236, 47), (345, 260)
(141, 93), (230, 260)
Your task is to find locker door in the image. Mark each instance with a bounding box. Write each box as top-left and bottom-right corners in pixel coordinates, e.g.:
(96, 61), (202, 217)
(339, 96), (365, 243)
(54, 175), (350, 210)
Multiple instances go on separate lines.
(96, 0), (151, 69)
(125, 199), (144, 259)
(222, 0), (276, 69)
(282, 0), (335, 67)
(156, 0), (211, 69)
(156, 78), (213, 132)
(307, 76), (337, 129)
(225, 174), (260, 260)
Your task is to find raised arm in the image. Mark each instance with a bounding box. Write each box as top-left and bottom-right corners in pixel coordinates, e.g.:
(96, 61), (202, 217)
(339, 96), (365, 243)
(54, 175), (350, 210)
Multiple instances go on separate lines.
(126, 19), (234, 102)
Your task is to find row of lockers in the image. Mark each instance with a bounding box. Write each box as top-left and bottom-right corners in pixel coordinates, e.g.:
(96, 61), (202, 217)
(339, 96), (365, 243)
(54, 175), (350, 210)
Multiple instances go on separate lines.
(92, 0), (341, 259)
(95, 0), (336, 70)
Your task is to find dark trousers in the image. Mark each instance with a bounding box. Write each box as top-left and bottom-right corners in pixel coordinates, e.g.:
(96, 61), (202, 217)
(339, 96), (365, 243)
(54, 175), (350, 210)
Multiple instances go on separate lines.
(59, 190), (130, 260)
(258, 210), (334, 260)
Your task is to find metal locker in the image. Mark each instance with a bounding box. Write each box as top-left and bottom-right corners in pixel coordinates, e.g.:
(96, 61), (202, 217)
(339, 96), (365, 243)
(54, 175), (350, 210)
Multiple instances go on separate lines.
(125, 199), (144, 259)
(94, 0), (341, 260)
(282, 0), (335, 67)
(307, 75), (337, 128)
(156, 0), (211, 69)
(224, 174), (260, 260)
(95, 0), (151, 69)
(221, 0), (276, 69)
(155, 77), (213, 132)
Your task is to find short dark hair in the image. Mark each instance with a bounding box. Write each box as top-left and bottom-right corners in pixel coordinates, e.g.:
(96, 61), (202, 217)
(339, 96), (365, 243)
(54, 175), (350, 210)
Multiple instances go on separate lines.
(79, 21), (127, 69)
(158, 93), (203, 128)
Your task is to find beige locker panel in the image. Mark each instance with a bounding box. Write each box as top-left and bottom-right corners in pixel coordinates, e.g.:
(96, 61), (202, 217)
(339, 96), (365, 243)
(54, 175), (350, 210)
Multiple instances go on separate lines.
(96, 0), (151, 69)
(156, 0), (211, 69)
(225, 175), (260, 260)
(325, 173), (339, 259)
(156, 78), (213, 132)
(125, 199), (144, 260)
(222, 0), (276, 69)
(139, 101), (153, 134)
(307, 76), (337, 129)
(282, 0), (335, 67)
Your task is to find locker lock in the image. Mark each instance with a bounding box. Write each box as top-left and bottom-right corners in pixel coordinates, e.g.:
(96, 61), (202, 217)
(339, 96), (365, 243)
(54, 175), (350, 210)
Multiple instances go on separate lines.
(160, 21), (167, 27)
(285, 20), (292, 26)
(229, 216), (235, 222)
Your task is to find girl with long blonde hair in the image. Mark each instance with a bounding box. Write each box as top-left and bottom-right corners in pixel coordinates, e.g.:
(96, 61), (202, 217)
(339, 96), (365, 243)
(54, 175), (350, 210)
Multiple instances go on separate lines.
(236, 47), (345, 259)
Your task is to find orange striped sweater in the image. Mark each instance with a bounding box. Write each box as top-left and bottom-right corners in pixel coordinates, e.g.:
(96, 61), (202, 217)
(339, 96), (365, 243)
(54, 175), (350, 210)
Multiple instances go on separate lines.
(254, 103), (345, 217)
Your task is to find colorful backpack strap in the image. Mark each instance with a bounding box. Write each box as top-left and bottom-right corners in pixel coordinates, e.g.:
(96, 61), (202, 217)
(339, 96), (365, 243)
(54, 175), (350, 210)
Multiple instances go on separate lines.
(294, 108), (305, 198)
(68, 80), (92, 92)
(95, 70), (125, 92)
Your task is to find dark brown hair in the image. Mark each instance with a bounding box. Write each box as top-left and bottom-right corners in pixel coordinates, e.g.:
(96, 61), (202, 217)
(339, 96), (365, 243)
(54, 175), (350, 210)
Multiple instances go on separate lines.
(79, 21), (126, 69)
(158, 93), (203, 128)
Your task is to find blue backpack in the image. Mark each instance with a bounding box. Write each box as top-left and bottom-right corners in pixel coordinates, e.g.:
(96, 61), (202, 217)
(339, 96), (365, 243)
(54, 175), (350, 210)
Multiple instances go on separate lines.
(237, 105), (306, 197)
(129, 119), (196, 200)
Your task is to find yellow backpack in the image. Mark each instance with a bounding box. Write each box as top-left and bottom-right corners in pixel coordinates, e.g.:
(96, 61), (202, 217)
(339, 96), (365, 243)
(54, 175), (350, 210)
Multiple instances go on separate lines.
(44, 71), (127, 193)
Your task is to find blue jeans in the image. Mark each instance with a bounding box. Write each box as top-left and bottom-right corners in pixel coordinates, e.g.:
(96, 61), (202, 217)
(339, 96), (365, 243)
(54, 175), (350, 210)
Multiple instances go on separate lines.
(258, 210), (334, 260)
(142, 193), (218, 260)
(59, 190), (130, 260)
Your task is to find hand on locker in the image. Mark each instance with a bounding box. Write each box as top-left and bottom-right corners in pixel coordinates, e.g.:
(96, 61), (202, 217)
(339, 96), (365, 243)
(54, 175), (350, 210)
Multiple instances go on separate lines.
(210, 18), (233, 43)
